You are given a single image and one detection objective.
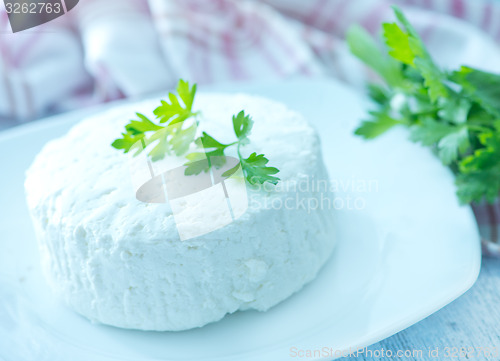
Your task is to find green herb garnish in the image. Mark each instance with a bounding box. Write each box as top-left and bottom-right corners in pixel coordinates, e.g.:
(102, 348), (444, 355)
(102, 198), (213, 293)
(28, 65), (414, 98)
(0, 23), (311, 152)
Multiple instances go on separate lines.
(347, 5), (500, 204)
(184, 111), (280, 185)
(111, 80), (199, 161)
(112, 80), (280, 186)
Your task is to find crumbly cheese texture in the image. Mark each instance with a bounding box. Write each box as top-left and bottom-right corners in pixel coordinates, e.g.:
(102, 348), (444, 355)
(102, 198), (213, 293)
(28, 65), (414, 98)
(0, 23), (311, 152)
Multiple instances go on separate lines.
(25, 93), (336, 331)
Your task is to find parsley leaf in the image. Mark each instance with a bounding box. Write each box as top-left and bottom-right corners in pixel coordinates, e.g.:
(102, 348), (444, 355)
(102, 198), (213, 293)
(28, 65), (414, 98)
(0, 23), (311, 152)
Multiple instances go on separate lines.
(232, 111), (254, 140)
(367, 84), (392, 105)
(168, 123), (197, 156)
(452, 66), (500, 117)
(184, 132), (232, 172)
(112, 79), (199, 160)
(184, 152), (211, 176)
(409, 117), (455, 146)
(383, 22), (414, 65)
(460, 132), (500, 174)
(456, 168), (500, 204)
(176, 79), (197, 111)
(125, 113), (163, 134)
(354, 111), (401, 139)
(437, 127), (470, 165)
(413, 57), (448, 103)
(241, 152), (280, 185)
(111, 132), (145, 154)
(153, 80), (198, 125)
(147, 130), (170, 161)
(197, 132), (231, 150)
(437, 97), (471, 125)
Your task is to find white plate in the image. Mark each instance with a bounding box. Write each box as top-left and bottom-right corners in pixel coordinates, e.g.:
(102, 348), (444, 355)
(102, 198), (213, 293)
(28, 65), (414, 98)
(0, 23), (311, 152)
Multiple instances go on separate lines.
(0, 78), (481, 361)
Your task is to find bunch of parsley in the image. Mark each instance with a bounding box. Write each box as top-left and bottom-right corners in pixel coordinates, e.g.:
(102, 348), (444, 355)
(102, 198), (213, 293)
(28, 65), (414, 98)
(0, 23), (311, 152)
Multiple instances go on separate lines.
(347, 6), (500, 204)
(112, 80), (279, 186)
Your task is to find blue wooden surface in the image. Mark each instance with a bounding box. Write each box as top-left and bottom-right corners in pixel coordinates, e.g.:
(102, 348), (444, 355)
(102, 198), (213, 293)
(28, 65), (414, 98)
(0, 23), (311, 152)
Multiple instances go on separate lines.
(345, 256), (500, 360)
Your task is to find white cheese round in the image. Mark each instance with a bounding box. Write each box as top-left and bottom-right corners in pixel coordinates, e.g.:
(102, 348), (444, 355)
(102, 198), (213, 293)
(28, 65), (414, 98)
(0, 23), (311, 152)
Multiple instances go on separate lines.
(25, 93), (336, 331)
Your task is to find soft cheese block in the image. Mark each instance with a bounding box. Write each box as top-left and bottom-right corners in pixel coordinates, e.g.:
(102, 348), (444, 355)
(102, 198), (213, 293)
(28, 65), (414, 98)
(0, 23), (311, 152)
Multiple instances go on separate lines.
(25, 93), (336, 331)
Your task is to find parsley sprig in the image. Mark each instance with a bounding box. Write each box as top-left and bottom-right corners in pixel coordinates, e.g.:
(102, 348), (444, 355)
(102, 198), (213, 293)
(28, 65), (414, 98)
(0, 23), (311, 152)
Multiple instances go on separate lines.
(185, 111), (280, 185)
(347, 6), (500, 204)
(112, 80), (280, 186)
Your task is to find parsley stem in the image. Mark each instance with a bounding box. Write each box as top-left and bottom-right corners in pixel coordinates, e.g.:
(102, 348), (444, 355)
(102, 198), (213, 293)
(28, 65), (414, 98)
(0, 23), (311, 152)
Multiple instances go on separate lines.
(467, 125), (491, 133)
(236, 142), (243, 161)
